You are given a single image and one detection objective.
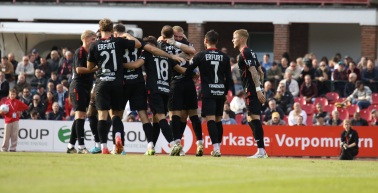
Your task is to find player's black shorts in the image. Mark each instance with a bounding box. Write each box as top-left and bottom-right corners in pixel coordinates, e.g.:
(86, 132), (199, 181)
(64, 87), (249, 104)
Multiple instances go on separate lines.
(246, 91), (262, 115)
(69, 82), (91, 112)
(148, 92), (169, 115)
(95, 83), (123, 111)
(122, 82), (147, 111)
(201, 97), (225, 117)
(169, 80), (198, 111)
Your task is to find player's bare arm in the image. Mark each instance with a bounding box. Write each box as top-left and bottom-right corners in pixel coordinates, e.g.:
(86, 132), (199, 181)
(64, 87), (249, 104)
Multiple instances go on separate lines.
(143, 44), (185, 63)
(166, 39), (196, 55)
(173, 65), (186, 74)
(76, 66), (98, 74)
(87, 62), (97, 71)
(248, 66), (266, 104)
(123, 59), (144, 69)
(258, 66), (264, 83)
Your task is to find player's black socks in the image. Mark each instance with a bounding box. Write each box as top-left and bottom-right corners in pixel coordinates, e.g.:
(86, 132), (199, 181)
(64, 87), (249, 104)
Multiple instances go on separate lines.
(159, 119), (174, 143)
(88, 115), (99, 142)
(69, 120), (77, 145)
(250, 119), (265, 148)
(171, 115), (182, 140)
(142, 123), (153, 143)
(152, 122), (160, 146)
(75, 119), (85, 146)
(215, 121), (223, 144)
(180, 121), (186, 137)
(98, 120), (108, 144)
(112, 116), (125, 146)
(207, 120), (218, 145)
(190, 115), (202, 141)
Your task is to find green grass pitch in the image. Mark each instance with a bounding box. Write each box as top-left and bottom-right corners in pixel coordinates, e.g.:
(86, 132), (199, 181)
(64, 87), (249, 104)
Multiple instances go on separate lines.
(0, 153), (377, 193)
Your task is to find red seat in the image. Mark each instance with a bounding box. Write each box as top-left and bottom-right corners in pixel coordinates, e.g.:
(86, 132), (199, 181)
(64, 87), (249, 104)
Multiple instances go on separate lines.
(283, 115), (288, 124)
(359, 109), (372, 122)
(301, 104), (315, 115)
(345, 104), (359, 117)
(323, 104), (336, 113)
(235, 114), (244, 124)
(326, 92), (340, 104)
(313, 97), (328, 107)
(306, 115), (313, 126)
(368, 104), (378, 112)
(294, 97), (306, 105)
(337, 108), (349, 121)
(372, 93), (378, 105)
(227, 91), (233, 104)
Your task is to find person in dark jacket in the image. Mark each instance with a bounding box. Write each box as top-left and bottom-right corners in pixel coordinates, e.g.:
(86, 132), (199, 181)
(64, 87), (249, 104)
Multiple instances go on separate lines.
(340, 120), (359, 160)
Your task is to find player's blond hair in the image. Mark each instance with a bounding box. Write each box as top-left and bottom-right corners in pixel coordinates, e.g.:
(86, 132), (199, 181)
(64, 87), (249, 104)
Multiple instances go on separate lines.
(173, 26), (184, 33)
(234, 29), (249, 39)
(81, 30), (96, 41)
(99, 18), (113, 32)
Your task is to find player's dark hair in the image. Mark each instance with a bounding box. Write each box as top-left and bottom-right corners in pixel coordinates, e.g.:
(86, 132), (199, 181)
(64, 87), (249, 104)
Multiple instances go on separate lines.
(205, 30), (218, 45)
(99, 18), (113, 32)
(113, 24), (126, 33)
(143, 36), (157, 47)
(161, 25), (173, 39)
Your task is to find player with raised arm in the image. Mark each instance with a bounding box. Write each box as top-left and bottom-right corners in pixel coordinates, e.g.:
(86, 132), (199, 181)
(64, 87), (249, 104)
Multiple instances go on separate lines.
(124, 36), (185, 156)
(232, 29), (267, 158)
(87, 18), (142, 154)
(185, 30), (233, 157)
(66, 30), (97, 154)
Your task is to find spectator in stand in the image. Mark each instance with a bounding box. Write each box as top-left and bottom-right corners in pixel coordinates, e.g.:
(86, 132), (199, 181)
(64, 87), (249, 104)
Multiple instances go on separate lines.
(298, 60), (315, 86)
(294, 115), (306, 126)
(30, 69), (47, 94)
(351, 112), (368, 126)
(296, 57), (304, 70)
(37, 57), (52, 78)
(13, 74), (30, 97)
(333, 61), (348, 97)
(314, 61), (331, 97)
(29, 54), (38, 69)
(357, 56), (368, 70)
(126, 115), (136, 122)
(263, 99), (285, 125)
(223, 102), (236, 119)
(339, 120), (359, 160)
(314, 114), (329, 126)
(221, 110), (237, 125)
(328, 110), (342, 126)
(1, 56), (15, 86)
(230, 90), (246, 114)
(0, 71), (10, 100)
(47, 81), (57, 95)
(263, 81), (275, 111)
(266, 112), (286, 126)
(343, 81), (372, 110)
(267, 62), (282, 87)
(30, 111), (41, 120)
(285, 61), (301, 81)
(344, 72), (357, 98)
(370, 109), (378, 126)
(279, 57), (289, 77)
(288, 102), (307, 126)
(312, 58), (318, 69)
(47, 50), (60, 74)
(347, 61), (361, 81)
(27, 94), (46, 119)
(274, 83), (294, 115)
(44, 91), (56, 114)
(47, 72), (60, 88)
(55, 83), (68, 109)
(36, 85), (47, 102)
(58, 51), (73, 80)
(328, 57), (338, 72)
(361, 59), (378, 92)
(15, 56), (35, 83)
(7, 53), (18, 72)
(312, 103), (330, 124)
(64, 96), (74, 121)
(19, 88), (33, 106)
(280, 72), (299, 97)
(300, 74), (317, 104)
(261, 54), (272, 71)
(47, 102), (65, 120)
(230, 57), (243, 93)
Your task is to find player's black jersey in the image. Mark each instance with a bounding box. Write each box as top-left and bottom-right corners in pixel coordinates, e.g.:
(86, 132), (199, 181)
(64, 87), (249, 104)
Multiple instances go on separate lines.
(72, 46), (93, 86)
(140, 51), (177, 95)
(237, 46), (262, 93)
(123, 38), (144, 84)
(186, 48), (232, 98)
(88, 36), (135, 85)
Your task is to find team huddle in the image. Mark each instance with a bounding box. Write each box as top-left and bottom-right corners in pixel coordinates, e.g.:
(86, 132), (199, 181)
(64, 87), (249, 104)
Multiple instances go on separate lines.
(66, 18), (267, 158)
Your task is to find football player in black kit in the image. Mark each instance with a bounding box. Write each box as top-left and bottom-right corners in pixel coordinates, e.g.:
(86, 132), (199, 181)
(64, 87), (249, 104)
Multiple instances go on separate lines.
(123, 36), (186, 156)
(66, 30), (98, 154)
(185, 30), (234, 157)
(87, 18), (142, 154)
(114, 24), (185, 155)
(159, 25), (204, 156)
(232, 29), (267, 158)
(340, 120), (359, 160)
